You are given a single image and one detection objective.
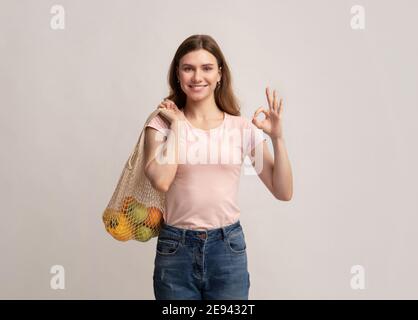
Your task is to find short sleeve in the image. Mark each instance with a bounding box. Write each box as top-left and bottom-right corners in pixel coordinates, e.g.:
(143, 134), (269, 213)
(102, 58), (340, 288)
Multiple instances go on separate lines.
(243, 118), (266, 162)
(145, 113), (170, 138)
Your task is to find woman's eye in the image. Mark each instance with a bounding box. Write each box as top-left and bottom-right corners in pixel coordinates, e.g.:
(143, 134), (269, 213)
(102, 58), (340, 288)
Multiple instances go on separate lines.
(183, 67), (212, 71)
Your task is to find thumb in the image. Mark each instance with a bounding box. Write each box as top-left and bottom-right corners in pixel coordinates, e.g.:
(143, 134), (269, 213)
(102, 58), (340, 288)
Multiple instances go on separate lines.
(252, 116), (262, 129)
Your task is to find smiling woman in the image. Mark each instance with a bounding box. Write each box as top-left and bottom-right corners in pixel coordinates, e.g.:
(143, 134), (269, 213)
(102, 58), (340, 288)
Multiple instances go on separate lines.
(162, 35), (241, 117)
(141, 34), (293, 301)
(176, 50), (223, 105)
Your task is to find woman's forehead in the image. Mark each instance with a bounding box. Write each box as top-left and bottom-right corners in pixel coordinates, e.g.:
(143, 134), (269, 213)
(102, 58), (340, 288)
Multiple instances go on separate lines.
(180, 49), (217, 66)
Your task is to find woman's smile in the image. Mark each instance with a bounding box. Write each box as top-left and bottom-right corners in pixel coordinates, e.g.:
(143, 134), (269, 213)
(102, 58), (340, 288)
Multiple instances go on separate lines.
(188, 84), (208, 92)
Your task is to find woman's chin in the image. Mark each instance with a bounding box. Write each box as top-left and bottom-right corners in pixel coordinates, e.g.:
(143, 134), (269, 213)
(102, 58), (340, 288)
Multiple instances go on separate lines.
(188, 95), (204, 100)
(185, 92), (212, 101)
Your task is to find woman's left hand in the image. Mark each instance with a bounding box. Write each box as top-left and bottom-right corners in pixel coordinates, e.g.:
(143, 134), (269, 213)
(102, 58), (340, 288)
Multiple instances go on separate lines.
(252, 87), (284, 140)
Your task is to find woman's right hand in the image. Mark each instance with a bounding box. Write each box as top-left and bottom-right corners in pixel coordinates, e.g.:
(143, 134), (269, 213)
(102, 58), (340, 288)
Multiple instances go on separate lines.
(157, 99), (186, 124)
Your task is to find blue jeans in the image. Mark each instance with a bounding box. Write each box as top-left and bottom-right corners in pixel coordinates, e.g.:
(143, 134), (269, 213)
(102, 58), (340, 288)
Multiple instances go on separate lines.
(153, 220), (250, 300)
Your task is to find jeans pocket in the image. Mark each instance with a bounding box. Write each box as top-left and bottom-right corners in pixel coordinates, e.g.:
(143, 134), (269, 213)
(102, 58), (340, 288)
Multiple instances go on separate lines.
(227, 228), (247, 254)
(156, 237), (181, 255)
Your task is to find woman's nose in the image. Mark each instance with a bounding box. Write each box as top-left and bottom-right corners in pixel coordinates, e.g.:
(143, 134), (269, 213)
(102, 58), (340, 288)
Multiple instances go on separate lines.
(192, 70), (202, 82)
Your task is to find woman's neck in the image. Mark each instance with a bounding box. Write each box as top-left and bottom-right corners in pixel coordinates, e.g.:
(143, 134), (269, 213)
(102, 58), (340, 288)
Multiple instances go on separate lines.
(184, 98), (223, 120)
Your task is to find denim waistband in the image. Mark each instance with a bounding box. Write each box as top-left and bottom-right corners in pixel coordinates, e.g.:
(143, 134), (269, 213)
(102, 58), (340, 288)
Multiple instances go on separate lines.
(160, 220), (242, 242)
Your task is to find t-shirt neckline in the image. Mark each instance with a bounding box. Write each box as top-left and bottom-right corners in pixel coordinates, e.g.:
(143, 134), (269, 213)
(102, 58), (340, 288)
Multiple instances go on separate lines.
(182, 110), (227, 132)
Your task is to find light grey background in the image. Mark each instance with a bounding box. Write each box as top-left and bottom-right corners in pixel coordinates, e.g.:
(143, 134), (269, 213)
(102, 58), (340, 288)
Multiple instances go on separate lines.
(1, 0), (417, 299)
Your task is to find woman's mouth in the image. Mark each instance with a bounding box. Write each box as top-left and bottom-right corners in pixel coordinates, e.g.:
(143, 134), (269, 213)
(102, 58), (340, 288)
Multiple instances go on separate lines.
(188, 84), (208, 91)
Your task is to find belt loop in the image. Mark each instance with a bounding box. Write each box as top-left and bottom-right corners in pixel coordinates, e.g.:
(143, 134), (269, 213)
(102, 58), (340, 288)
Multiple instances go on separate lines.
(182, 230), (186, 245)
(221, 227), (227, 241)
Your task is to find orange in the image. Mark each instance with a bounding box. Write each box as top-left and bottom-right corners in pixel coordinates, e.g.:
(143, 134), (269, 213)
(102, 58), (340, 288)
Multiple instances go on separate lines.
(143, 207), (163, 229)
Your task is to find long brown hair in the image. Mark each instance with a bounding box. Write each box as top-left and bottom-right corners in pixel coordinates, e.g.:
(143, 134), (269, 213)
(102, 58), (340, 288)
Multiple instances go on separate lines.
(164, 34), (241, 116)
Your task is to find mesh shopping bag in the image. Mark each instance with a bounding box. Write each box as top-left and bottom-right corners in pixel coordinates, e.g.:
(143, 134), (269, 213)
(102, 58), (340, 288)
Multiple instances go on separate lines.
(102, 109), (166, 242)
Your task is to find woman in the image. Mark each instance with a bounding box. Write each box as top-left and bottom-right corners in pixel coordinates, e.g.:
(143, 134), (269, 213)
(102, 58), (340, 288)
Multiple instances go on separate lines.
(144, 34), (293, 300)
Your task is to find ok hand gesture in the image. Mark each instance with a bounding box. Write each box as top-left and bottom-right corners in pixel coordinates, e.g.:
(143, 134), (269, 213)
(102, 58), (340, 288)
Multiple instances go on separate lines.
(252, 87), (284, 140)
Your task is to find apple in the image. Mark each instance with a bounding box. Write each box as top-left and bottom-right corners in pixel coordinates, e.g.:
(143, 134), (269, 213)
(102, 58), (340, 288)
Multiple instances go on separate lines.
(134, 225), (154, 242)
(125, 202), (148, 225)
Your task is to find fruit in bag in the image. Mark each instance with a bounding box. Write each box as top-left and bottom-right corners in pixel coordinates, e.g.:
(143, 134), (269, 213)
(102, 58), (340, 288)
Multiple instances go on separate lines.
(134, 225), (155, 242)
(103, 209), (133, 242)
(132, 203), (148, 224)
(121, 196), (136, 214)
(121, 196), (148, 224)
(144, 207), (163, 229)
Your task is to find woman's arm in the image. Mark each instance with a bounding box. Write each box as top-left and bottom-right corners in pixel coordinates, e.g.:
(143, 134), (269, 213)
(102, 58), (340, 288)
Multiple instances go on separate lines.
(271, 137), (293, 200)
(250, 138), (293, 201)
(251, 87), (293, 201)
(144, 121), (181, 192)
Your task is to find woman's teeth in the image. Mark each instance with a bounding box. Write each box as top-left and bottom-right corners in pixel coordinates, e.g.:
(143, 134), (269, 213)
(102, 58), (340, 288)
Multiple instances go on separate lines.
(189, 85), (208, 91)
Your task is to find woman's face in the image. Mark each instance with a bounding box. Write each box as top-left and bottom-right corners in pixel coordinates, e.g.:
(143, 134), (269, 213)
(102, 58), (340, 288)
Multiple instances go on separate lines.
(177, 49), (222, 101)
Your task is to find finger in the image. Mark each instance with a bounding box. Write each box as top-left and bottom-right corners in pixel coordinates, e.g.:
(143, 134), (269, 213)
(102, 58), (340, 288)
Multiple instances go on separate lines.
(253, 106), (264, 118)
(266, 87), (273, 110)
(278, 98), (283, 116)
(252, 109), (268, 128)
(262, 109), (270, 117)
(273, 90), (278, 112)
(165, 100), (175, 109)
(252, 115), (262, 128)
(254, 107), (269, 125)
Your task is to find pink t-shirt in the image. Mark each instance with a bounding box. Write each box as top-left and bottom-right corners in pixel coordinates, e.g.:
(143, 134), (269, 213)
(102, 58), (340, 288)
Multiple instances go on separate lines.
(145, 110), (266, 231)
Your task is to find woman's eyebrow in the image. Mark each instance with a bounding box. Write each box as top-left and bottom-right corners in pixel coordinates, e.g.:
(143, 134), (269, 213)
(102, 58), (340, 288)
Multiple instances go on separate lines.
(181, 63), (214, 67)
